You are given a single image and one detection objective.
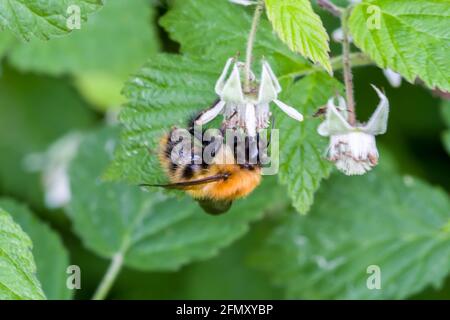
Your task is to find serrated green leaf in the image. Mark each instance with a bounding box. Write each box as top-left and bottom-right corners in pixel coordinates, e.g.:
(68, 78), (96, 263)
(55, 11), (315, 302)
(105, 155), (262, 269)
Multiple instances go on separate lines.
(0, 0), (103, 41)
(349, 0), (450, 91)
(253, 170), (450, 299)
(8, 0), (159, 110)
(68, 126), (289, 271)
(265, 0), (331, 73)
(0, 207), (45, 300)
(277, 72), (342, 214)
(160, 0), (310, 76)
(0, 199), (71, 300)
(441, 100), (450, 155)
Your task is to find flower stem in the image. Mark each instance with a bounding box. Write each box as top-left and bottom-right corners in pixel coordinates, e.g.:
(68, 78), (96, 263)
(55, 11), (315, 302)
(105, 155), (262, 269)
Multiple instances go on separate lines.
(317, 0), (342, 17)
(244, 0), (265, 93)
(341, 8), (356, 125)
(92, 252), (124, 300)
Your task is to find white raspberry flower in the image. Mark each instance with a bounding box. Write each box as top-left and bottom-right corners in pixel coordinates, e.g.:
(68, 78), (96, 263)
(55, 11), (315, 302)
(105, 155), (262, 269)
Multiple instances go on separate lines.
(195, 58), (303, 137)
(24, 133), (82, 209)
(382, 68), (402, 88)
(228, 0), (258, 6)
(331, 27), (352, 43)
(317, 85), (389, 175)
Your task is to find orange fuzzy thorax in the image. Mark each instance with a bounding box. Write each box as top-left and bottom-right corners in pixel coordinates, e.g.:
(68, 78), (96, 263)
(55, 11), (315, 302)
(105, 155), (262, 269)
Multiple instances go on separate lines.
(186, 164), (261, 201)
(158, 132), (262, 201)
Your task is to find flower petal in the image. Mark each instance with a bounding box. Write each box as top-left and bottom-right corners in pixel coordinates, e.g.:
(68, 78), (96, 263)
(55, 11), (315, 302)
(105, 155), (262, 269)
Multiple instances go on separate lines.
(195, 100), (226, 125)
(337, 96), (348, 119)
(383, 68), (402, 88)
(45, 166), (71, 209)
(215, 59), (245, 104)
(220, 62), (245, 104)
(332, 27), (344, 43)
(256, 102), (270, 129)
(264, 61), (281, 93)
(332, 27), (352, 43)
(273, 99), (304, 122)
(317, 121), (329, 136)
(328, 132), (378, 176)
(229, 0), (258, 6)
(215, 58), (234, 95)
(362, 85), (389, 135)
(245, 102), (257, 137)
(319, 97), (352, 136)
(258, 60), (280, 104)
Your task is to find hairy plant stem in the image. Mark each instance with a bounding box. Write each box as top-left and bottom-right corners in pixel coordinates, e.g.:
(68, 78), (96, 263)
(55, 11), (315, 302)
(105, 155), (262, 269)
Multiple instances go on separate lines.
(244, 0), (264, 93)
(317, 0), (342, 17)
(317, 1), (357, 125)
(92, 252), (124, 300)
(341, 8), (356, 125)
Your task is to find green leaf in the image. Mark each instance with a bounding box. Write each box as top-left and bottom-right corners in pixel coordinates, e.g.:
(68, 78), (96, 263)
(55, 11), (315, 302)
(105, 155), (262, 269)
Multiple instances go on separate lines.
(73, 72), (126, 110)
(265, 0), (331, 73)
(8, 0), (160, 110)
(68, 126), (289, 271)
(0, 65), (96, 209)
(277, 72), (342, 214)
(441, 100), (450, 155)
(160, 0), (310, 76)
(443, 131), (450, 156)
(349, 0), (450, 91)
(0, 0), (103, 41)
(0, 30), (15, 57)
(9, 0), (158, 75)
(112, 223), (284, 299)
(253, 170), (450, 299)
(177, 222), (284, 299)
(0, 199), (71, 300)
(0, 207), (45, 300)
(105, 54), (219, 184)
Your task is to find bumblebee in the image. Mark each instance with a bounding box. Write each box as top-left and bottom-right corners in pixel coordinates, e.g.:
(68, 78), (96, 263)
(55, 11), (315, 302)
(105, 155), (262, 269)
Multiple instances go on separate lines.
(140, 116), (269, 215)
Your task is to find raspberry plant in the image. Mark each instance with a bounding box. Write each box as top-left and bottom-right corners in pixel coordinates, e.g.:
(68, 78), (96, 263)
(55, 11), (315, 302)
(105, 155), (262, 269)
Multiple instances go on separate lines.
(0, 0), (449, 300)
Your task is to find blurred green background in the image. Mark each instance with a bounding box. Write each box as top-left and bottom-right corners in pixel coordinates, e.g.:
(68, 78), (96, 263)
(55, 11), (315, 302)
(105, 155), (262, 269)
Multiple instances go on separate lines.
(0, 0), (448, 300)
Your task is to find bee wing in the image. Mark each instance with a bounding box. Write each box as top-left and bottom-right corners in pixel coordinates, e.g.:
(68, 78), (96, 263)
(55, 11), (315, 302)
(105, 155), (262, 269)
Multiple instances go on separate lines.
(140, 173), (229, 190)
